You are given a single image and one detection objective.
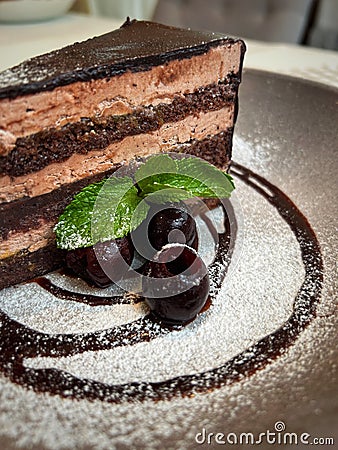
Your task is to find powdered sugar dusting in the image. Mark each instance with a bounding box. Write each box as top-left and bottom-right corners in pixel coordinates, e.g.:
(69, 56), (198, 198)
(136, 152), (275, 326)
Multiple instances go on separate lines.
(0, 163), (311, 449)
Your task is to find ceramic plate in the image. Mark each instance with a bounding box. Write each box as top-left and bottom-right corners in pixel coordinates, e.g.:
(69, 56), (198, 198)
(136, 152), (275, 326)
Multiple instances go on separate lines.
(0, 70), (337, 449)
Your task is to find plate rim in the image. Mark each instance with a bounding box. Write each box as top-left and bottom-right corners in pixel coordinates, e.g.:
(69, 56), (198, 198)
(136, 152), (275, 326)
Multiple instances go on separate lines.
(242, 67), (338, 95)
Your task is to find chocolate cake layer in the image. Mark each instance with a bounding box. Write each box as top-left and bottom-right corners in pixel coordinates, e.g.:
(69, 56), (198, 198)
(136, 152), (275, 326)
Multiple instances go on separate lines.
(0, 164), (122, 240)
(0, 105), (235, 203)
(0, 243), (64, 291)
(0, 45), (242, 145)
(1, 131), (232, 240)
(0, 80), (237, 178)
(0, 19), (245, 289)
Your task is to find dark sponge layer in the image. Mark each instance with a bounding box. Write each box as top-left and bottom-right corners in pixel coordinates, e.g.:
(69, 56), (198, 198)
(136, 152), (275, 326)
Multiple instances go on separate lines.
(0, 244), (65, 291)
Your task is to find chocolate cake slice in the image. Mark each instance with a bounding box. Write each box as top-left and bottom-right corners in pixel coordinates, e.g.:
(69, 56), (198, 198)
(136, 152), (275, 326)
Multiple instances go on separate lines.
(0, 19), (245, 290)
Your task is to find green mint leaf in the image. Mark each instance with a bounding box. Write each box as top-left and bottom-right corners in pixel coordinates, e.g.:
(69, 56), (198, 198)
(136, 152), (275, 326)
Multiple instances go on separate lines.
(54, 180), (105, 250)
(55, 176), (149, 250)
(92, 177), (148, 243)
(135, 154), (177, 185)
(55, 154), (235, 250)
(136, 155), (235, 201)
(144, 187), (193, 204)
(176, 157), (235, 195)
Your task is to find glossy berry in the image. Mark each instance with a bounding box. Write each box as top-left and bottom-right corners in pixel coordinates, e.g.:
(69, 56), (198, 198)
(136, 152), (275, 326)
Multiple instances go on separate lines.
(132, 202), (198, 260)
(66, 236), (134, 288)
(148, 204), (198, 251)
(142, 244), (209, 325)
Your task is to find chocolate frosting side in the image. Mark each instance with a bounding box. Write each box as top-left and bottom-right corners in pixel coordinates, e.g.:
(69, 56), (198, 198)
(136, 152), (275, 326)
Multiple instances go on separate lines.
(0, 19), (245, 100)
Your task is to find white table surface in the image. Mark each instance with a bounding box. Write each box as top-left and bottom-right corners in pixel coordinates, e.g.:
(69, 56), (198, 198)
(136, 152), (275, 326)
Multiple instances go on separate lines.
(0, 12), (337, 89)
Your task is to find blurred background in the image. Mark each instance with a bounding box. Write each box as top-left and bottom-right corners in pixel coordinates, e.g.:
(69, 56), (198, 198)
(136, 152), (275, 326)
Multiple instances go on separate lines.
(71, 0), (338, 49)
(0, 0), (337, 50)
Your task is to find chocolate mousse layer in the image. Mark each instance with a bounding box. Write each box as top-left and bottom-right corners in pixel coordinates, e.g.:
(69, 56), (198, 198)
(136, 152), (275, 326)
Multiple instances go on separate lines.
(0, 19), (245, 289)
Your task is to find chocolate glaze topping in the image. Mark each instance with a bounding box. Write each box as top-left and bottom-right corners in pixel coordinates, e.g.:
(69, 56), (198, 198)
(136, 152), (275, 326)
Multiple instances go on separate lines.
(0, 163), (323, 403)
(0, 19), (245, 100)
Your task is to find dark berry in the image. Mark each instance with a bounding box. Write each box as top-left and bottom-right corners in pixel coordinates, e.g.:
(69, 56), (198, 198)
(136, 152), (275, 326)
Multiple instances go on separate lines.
(65, 247), (88, 281)
(131, 202), (198, 259)
(149, 204), (198, 250)
(142, 244), (209, 325)
(66, 236), (134, 288)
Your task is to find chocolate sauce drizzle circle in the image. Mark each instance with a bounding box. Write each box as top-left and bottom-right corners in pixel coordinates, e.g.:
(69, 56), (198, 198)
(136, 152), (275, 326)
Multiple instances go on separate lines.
(0, 162), (323, 403)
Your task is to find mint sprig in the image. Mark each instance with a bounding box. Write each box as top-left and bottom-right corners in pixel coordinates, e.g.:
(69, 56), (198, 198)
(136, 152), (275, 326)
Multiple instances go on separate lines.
(55, 155), (235, 250)
(136, 155), (235, 199)
(55, 177), (144, 250)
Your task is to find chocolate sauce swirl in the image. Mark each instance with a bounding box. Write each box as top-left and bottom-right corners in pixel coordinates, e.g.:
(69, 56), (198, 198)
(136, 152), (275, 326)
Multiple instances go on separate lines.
(0, 163), (323, 403)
